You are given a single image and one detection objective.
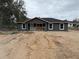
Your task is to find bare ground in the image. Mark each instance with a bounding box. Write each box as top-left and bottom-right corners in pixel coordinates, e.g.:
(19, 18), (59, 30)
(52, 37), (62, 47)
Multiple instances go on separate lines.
(0, 31), (79, 59)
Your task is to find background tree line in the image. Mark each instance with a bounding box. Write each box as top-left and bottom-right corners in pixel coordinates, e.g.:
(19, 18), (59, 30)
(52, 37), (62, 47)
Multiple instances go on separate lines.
(0, 0), (27, 30)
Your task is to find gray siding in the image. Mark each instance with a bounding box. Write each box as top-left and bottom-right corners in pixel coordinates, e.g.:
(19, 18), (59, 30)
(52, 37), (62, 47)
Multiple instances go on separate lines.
(64, 23), (68, 31)
(48, 23), (68, 31)
(53, 23), (59, 31)
(17, 23), (22, 31)
(17, 23), (28, 31)
(17, 19), (68, 31)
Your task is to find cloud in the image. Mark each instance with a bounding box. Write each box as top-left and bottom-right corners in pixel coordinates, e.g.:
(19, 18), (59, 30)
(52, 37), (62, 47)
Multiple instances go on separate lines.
(24, 0), (79, 20)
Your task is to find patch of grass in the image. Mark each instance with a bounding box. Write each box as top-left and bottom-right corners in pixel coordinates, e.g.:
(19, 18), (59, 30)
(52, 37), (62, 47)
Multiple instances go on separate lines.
(0, 31), (19, 35)
(0, 32), (5, 35)
(10, 31), (18, 34)
(23, 31), (34, 34)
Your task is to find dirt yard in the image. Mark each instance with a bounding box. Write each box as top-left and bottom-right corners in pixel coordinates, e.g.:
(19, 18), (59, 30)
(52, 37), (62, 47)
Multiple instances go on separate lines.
(0, 31), (79, 59)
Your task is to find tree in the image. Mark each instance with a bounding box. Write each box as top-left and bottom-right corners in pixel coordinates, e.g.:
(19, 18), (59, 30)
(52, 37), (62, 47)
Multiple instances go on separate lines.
(0, 0), (27, 29)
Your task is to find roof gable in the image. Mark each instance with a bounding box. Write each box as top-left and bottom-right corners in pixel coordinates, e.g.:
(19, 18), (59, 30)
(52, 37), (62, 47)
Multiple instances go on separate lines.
(25, 17), (48, 23)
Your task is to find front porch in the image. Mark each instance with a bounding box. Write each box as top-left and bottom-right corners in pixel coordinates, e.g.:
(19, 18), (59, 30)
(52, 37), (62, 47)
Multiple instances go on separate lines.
(29, 23), (46, 31)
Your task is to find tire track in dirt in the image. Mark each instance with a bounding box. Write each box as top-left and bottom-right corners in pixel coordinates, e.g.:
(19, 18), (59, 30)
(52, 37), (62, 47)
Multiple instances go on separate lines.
(54, 41), (75, 59)
(7, 32), (35, 59)
(0, 32), (79, 59)
(24, 32), (56, 59)
(45, 34), (79, 59)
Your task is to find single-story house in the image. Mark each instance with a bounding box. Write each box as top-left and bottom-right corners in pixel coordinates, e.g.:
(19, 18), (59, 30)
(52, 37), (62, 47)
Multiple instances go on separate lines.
(16, 17), (68, 31)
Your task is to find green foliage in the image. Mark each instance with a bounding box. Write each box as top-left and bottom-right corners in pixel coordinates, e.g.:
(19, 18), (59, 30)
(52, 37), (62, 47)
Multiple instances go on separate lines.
(0, 31), (18, 35)
(0, 0), (27, 29)
(69, 24), (79, 30)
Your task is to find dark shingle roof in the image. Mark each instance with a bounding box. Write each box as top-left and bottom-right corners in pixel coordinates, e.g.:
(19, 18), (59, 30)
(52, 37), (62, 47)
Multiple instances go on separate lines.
(16, 17), (68, 23)
(41, 18), (68, 23)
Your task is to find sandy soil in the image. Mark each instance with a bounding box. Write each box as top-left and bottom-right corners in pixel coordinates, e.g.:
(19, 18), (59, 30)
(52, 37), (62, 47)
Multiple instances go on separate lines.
(0, 31), (79, 59)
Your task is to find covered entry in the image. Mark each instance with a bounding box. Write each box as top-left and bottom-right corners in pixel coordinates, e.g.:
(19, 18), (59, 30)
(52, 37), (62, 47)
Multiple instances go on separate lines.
(30, 23), (46, 31)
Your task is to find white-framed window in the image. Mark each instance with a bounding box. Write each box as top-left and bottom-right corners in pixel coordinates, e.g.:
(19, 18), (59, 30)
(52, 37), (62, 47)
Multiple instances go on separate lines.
(21, 24), (26, 29)
(48, 24), (53, 30)
(59, 24), (64, 30)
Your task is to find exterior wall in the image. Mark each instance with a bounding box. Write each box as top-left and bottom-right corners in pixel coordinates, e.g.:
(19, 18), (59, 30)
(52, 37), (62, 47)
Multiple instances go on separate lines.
(17, 18), (68, 31)
(48, 23), (68, 31)
(17, 23), (28, 31)
(53, 23), (59, 31)
(17, 23), (22, 31)
(64, 23), (68, 31)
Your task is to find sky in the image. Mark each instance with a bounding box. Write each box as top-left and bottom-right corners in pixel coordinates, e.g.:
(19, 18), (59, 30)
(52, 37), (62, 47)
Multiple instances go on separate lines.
(23, 0), (79, 20)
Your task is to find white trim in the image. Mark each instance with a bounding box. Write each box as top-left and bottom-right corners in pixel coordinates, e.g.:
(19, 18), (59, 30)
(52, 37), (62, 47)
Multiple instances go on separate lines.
(59, 24), (64, 30)
(21, 24), (26, 30)
(48, 24), (53, 30)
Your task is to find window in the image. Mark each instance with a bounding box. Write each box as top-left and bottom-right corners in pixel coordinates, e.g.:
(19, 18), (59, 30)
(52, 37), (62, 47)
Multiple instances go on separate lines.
(22, 24), (26, 29)
(34, 23), (36, 27)
(49, 24), (52, 28)
(40, 24), (42, 27)
(23, 24), (25, 28)
(43, 24), (45, 27)
(59, 24), (64, 30)
(48, 24), (53, 30)
(37, 24), (39, 26)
